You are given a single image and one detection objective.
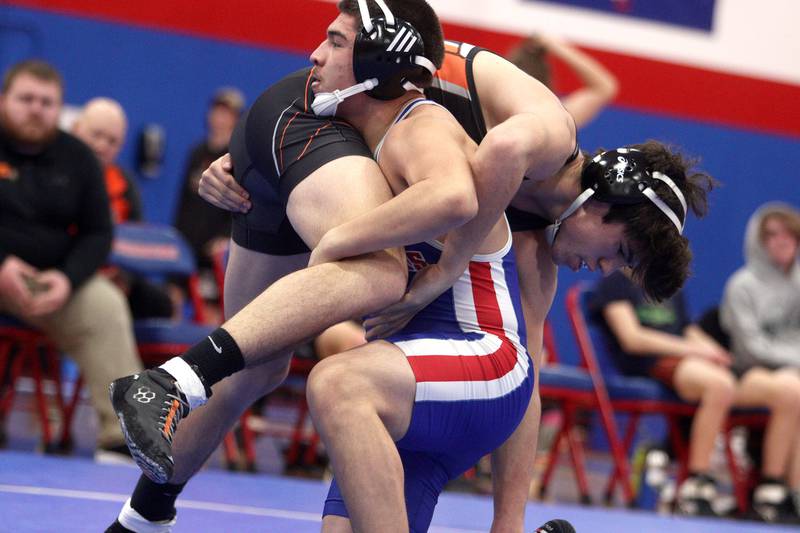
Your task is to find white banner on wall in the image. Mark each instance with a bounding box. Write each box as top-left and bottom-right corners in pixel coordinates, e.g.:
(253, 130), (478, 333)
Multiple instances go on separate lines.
(427, 0), (800, 85)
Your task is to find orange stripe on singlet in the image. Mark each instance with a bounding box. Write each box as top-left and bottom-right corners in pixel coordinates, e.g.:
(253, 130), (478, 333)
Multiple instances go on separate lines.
(435, 50), (469, 95)
(279, 69), (317, 171)
(444, 41), (460, 54)
(296, 123), (331, 161)
(304, 68), (315, 111)
(279, 111), (302, 172)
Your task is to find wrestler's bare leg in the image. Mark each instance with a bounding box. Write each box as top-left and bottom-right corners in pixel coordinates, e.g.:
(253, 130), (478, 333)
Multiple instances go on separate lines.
(223, 156), (407, 367)
(169, 156), (407, 482)
(308, 341), (416, 533)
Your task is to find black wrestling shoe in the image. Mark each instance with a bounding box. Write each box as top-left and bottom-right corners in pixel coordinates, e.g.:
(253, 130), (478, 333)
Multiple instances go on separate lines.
(533, 519), (575, 532)
(109, 369), (190, 484)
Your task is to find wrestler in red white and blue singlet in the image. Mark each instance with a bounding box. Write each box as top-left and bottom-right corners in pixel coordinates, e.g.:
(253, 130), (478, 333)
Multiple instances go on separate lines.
(323, 98), (534, 532)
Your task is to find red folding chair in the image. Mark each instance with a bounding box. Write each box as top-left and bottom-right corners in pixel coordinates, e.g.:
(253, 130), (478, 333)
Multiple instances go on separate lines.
(567, 283), (768, 513)
(0, 317), (65, 452)
(538, 317), (635, 505)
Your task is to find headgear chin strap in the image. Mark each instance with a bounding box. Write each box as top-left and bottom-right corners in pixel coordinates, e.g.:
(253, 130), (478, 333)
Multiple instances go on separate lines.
(311, 0), (436, 116)
(546, 147), (688, 246)
(311, 78), (378, 117)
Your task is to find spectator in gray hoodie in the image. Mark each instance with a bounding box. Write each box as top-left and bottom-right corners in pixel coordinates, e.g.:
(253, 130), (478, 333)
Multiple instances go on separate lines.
(721, 202), (800, 523)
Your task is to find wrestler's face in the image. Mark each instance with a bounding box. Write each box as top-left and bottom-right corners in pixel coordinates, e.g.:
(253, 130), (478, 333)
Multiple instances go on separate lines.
(0, 73), (62, 148)
(550, 200), (634, 274)
(310, 14), (359, 96)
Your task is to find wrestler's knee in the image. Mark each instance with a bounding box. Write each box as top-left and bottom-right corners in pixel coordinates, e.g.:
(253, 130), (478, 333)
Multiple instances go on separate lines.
(307, 357), (365, 421)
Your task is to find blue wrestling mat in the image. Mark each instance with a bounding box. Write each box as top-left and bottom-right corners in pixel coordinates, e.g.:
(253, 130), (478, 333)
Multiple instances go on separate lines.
(0, 451), (790, 532)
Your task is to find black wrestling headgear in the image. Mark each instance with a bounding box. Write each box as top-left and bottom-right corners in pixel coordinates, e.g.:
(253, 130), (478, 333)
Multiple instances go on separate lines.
(311, 0), (436, 116)
(546, 147), (687, 245)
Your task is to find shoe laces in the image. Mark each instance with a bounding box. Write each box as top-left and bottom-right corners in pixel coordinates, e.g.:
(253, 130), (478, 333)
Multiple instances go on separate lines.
(159, 393), (189, 444)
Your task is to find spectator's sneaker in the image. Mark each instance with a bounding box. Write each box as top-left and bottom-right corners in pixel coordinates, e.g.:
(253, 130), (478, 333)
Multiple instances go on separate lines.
(675, 474), (719, 517)
(110, 369), (190, 484)
(752, 483), (800, 524)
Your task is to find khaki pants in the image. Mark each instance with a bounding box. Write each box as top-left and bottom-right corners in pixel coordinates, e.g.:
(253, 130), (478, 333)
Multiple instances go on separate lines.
(1, 275), (142, 448)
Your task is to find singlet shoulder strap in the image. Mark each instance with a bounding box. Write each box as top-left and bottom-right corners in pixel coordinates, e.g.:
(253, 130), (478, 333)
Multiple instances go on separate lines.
(374, 98), (446, 160)
(564, 141), (580, 166)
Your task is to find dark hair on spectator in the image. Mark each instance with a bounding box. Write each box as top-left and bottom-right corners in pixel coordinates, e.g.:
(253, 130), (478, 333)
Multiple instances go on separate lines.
(2, 59), (63, 94)
(760, 207), (800, 244)
(337, 0), (445, 87)
(507, 38), (552, 88)
(588, 140), (716, 301)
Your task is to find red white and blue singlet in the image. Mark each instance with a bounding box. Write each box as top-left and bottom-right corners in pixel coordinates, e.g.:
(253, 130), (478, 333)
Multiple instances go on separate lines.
(324, 100), (534, 532)
(390, 231), (534, 453)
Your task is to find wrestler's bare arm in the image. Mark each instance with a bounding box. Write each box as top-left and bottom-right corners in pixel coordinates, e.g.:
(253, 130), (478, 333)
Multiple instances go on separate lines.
(472, 50), (576, 182)
(309, 113), (478, 266)
(364, 110), (523, 339)
(199, 55), (574, 216)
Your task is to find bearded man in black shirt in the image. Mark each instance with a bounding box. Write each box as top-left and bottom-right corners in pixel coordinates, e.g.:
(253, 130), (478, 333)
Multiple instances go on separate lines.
(0, 59), (142, 460)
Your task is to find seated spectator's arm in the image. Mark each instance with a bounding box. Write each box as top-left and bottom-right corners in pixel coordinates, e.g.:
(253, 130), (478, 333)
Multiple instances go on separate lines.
(604, 301), (727, 365)
(0, 255), (37, 313)
(60, 150), (113, 290)
(684, 323), (728, 353)
(723, 285), (799, 368)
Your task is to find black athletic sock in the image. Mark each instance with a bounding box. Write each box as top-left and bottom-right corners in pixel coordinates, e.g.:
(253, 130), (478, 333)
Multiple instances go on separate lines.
(180, 327), (245, 389)
(688, 471), (716, 484)
(130, 474), (186, 522)
(759, 475), (785, 486)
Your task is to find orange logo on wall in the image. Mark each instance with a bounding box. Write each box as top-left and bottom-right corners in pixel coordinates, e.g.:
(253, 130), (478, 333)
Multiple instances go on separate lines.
(0, 162), (18, 181)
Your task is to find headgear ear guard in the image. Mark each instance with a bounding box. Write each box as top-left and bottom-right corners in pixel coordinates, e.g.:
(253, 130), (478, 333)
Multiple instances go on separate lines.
(312, 0), (437, 116)
(545, 147), (688, 246)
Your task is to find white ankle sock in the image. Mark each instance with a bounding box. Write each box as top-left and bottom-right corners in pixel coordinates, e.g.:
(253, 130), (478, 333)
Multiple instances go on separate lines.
(118, 498), (176, 533)
(160, 358), (208, 410)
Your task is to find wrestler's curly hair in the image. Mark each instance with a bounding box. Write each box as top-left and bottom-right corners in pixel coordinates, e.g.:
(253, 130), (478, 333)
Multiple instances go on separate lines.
(589, 140), (717, 301)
